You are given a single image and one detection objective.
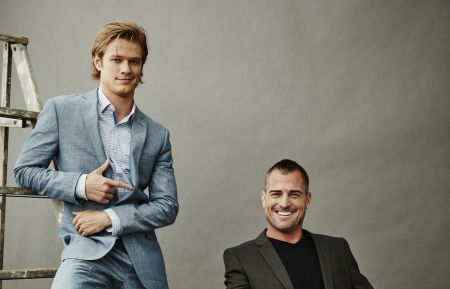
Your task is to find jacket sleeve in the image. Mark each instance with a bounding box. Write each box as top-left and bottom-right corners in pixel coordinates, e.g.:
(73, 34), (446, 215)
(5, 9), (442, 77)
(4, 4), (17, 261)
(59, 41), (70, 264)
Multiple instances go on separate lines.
(13, 98), (82, 204)
(342, 238), (374, 289)
(223, 248), (250, 289)
(110, 128), (178, 234)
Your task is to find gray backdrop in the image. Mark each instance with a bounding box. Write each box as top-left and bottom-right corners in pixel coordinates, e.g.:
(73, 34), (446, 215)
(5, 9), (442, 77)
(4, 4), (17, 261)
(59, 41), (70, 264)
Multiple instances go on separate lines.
(0, 0), (449, 288)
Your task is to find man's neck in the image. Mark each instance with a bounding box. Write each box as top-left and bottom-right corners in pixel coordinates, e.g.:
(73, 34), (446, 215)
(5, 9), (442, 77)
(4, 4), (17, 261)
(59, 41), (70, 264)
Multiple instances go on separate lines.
(266, 227), (303, 244)
(100, 86), (134, 122)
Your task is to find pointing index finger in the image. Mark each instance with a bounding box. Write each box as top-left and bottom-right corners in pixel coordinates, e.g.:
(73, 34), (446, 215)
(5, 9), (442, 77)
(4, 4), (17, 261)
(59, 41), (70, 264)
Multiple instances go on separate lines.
(111, 180), (133, 190)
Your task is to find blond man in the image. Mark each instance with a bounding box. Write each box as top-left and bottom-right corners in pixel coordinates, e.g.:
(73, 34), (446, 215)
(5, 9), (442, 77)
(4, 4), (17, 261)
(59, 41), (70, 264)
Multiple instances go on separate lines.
(14, 21), (178, 289)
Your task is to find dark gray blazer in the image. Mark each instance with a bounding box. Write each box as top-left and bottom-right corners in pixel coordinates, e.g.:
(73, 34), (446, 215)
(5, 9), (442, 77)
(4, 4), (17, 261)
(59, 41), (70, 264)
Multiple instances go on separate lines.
(14, 89), (178, 289)
(223, 230), (374, 289)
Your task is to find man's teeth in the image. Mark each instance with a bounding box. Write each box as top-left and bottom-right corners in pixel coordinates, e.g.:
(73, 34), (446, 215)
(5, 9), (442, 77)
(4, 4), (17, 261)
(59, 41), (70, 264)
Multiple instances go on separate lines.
(276, 211), (293, 216)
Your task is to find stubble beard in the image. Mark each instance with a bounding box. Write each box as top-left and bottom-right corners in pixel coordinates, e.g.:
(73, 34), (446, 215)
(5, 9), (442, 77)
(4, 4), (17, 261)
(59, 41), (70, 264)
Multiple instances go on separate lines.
(266, 214), (302, 234)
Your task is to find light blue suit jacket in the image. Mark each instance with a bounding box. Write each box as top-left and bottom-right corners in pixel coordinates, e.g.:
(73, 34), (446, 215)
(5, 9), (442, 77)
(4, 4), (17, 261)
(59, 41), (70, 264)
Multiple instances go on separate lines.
(14, 89), (178, 289)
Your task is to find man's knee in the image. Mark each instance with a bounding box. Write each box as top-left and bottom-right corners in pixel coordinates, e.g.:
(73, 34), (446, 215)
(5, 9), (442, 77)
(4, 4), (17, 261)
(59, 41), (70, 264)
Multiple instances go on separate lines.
(51, 259), (115, 289)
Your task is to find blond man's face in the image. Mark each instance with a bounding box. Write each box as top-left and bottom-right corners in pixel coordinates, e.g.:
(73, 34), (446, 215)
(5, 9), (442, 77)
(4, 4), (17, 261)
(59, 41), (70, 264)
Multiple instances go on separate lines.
(94, 38), (143, 99)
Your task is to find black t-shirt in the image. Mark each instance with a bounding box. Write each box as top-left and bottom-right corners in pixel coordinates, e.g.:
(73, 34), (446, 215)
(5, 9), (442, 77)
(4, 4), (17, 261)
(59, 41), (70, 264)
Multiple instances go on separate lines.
(269, 233), (325, 289)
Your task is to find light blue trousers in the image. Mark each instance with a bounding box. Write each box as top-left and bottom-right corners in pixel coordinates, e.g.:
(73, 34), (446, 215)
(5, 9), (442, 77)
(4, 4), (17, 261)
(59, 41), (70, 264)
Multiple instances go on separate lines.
(51, 240), (146, 289)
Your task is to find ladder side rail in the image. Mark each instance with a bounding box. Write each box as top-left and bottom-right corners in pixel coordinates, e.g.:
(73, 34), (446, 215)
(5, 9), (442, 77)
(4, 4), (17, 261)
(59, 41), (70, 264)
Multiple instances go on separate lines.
(0, 41), (12, 289)
(11, 44), (41, 112)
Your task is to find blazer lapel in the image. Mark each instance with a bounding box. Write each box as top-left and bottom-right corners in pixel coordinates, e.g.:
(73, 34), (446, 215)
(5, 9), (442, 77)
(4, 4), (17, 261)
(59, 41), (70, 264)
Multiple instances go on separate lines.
(309, 231), (333, 289)
(256, 231), (295, 289)
(117, 107), (148, 203)
(130, 109), (147, 184)
(80, 89), (107, 166)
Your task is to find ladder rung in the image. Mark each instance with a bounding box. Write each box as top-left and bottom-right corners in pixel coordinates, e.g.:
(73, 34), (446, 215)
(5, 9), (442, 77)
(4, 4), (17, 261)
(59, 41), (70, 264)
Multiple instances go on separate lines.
(0, 107), (38, 121)
(0, 268), (56, 280)
(0, 34), (28, 45)
(0, 187), (48, 198)
(0, 117), (33, 128)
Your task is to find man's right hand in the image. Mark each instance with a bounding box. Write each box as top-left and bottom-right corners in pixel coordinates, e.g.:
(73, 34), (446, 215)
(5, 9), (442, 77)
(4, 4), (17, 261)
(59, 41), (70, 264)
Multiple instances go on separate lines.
(85, 160), (133, 204)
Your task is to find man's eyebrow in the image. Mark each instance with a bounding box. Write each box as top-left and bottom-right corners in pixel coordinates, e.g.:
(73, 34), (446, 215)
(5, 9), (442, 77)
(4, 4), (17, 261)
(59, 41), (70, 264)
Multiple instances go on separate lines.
(288, 190), (303, 193)
(268, 190), (282, 193)
(109, 54), (141, 59)
(267, 189), (304, 194)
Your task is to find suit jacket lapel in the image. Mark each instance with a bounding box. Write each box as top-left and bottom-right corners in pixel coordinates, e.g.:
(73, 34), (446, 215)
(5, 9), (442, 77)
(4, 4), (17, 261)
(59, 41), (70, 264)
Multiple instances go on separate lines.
(80, 89), (107, 166)
(129, 108), (147, 186)
(116, 107), (148, 203)
(309, 231), (333, 289)
(256, 231), (295, 289)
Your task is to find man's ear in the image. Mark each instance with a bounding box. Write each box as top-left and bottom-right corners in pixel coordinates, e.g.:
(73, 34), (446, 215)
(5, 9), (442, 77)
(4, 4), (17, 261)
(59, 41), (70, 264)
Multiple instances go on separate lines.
(306, 191), (312, 209)
(261, 191), (266, 208)
(93, 55), (102, 71)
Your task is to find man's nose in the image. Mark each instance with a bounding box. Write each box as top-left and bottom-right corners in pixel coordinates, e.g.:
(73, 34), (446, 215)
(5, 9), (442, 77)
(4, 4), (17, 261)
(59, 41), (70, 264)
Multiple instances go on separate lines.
(279, 194), (290, 208)
(120, 61), (131, 73)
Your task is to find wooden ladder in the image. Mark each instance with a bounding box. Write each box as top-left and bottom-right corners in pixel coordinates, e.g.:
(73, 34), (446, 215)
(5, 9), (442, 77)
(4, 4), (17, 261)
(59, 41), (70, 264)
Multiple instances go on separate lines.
(0, 34), (62, 287)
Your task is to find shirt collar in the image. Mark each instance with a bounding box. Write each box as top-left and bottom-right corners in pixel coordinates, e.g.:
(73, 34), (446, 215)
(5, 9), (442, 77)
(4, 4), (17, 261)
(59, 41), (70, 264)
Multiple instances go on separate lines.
(97, 87), (136, 124)
(98, 87), (111, 113)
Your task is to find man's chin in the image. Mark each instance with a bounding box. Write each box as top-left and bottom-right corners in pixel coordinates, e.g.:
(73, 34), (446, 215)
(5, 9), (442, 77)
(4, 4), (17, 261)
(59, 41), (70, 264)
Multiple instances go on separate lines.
(276, 226), (298, 234)
(268, 220), (299, 234)
(113, 87), (136, 98)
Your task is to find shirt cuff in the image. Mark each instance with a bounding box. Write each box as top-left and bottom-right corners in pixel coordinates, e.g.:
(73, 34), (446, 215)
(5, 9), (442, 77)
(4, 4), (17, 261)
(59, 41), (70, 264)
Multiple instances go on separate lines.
(104, 208), (122, 237)
(75, 174), (87, 200)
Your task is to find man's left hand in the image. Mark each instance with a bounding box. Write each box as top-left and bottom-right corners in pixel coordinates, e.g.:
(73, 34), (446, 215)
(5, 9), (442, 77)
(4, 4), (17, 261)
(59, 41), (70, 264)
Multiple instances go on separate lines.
(72, 210), (112, 236)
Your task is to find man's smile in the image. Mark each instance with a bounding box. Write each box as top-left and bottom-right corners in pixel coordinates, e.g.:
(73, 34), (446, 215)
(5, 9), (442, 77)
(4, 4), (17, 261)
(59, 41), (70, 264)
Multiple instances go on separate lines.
(275, 210), (296, 216)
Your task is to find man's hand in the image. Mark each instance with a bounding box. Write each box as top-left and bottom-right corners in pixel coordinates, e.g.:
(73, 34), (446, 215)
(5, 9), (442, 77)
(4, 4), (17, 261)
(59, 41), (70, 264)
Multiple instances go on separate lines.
(72, 210), (112, 236)
(85, 160), (132, 204)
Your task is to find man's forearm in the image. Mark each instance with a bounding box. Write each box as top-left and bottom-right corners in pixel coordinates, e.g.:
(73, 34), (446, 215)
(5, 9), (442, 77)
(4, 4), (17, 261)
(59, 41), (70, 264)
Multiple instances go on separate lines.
(111, 195), (178, 235)
(14, 165), (82, 204)
(223, 249), (251, 289)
